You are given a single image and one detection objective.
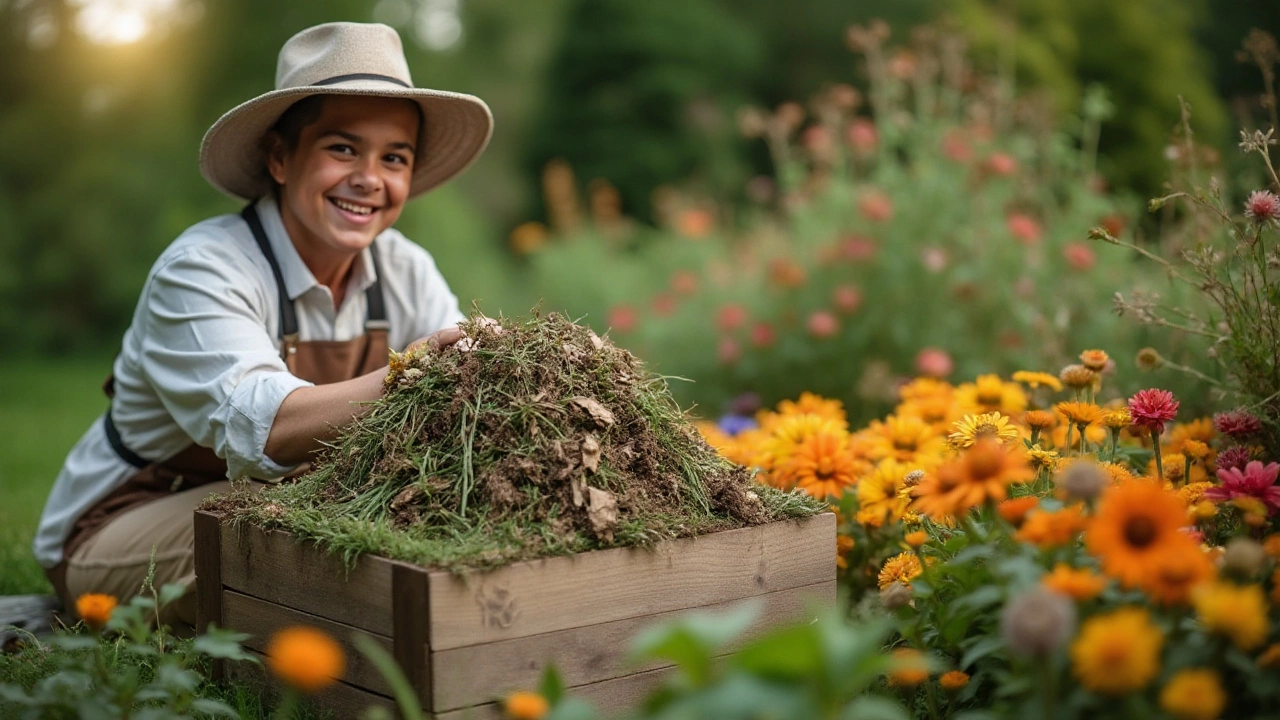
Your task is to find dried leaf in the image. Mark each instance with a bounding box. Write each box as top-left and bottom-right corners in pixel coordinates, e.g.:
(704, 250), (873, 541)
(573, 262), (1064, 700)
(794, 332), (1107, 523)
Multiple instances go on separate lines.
(581, 434), (601, 473)
(570, 396), (615, 427)
(586, 487), (618, 541)
(571, 476), (586, 507)
(589, 332), (604, 350)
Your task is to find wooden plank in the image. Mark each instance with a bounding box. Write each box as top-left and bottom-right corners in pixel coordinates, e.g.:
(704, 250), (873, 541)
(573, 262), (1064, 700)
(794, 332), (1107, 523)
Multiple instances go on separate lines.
(193, 510), (222, 636)
(214, 512), (396, 634)
(427, 513), (836, 650)
(222, 589), (395, 696)
(436, 665), (676, 720)
(391, 562), (432, 709)
(228, 648), (396, 718)
(431, 579), (835, 712)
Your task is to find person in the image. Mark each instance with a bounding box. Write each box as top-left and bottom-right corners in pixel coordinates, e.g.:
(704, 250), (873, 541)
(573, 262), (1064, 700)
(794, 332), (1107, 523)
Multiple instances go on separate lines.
(32, 21), (493, 626)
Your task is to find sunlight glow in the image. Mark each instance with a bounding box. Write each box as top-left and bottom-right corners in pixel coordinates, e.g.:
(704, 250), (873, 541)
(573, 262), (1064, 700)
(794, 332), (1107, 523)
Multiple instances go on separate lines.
(70, 0), (185, 45)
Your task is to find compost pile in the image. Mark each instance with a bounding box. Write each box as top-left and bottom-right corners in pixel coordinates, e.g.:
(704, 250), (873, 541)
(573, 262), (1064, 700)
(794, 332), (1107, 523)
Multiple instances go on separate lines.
(213, 312), (821, 571)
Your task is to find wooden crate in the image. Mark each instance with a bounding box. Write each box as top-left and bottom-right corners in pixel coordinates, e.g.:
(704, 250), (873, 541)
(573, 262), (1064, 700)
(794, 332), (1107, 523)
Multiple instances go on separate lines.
(195, 510), (836, 718)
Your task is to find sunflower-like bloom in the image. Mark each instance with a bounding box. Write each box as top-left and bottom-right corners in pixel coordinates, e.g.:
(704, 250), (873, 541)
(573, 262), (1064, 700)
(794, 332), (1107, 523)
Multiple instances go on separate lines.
(1086, 481), (1199, 588)
(1024, 410), (1057, 431)
(1015, 506), (1087, 548)
(954, 374), (1027, 416)
(1042, 564), (1107, 602)
(897, 377), (955, 404)
(856, 459), (913, 527)
(1099, 407), (1132, 430)
(266, 626), (346, 693)
(1012, 370), (1063, 392)
(878, 551), (923, 589)
(896, 394), (958, 433)
(1159, 669), (1226, 720)
(775, 391), (848, 427)
(912, 439), (1034, 518)
(1128, 388), (1180, 436)
(862, 415), (948, 469)
(1055, 401), (1103, 427)
(778, 428), (862, 499)
(1070, 607), (1163, 695)
(1139, 548), (1216, 605)
(948, 412), (1021, 448)
(1079, 349), (1110, 371)
(754, 414), (844, 471)
(886, 648), (930, 687)
(1192, 582), (1269, 650)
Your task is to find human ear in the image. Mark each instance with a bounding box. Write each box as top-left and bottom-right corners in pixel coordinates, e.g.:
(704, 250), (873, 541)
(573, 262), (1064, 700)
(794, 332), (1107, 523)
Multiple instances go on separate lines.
(265, 132), (289, 185)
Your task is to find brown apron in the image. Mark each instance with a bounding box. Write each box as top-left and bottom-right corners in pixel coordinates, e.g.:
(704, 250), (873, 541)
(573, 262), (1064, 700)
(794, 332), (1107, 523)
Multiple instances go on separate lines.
(47, 205), (390, 600)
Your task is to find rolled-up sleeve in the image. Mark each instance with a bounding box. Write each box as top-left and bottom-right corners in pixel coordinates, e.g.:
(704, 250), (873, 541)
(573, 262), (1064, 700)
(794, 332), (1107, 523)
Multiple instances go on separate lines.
(138, 247), (312, 480)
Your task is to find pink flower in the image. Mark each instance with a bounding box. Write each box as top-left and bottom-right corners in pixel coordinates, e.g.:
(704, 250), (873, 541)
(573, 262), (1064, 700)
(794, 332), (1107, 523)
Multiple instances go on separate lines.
(858, 191), (894, 223)
(847, 118), (878, 154)
(1127, 388), (1179, 436)
(832, 285), (863, 314)
(1217, 446), (1254, 472)
(807, 311), (838, 339)
(670, 270), (698, 296)
(915, 347), (953, 378)
(1062, 242), (1096, 271)
(1006, 213), (1042, 245)
(985, 152), (1017, 176)
(921, 247), (948, 273)
(749, 321), (775, 348)
(1214, 409), (1263, 438)
(651, 294), (677, 317)
(840, 235), (877, 262)
(716, 304), (747, 332)
(717, 337), (741, 365)
(1204, 461), (1280, 516)
(607, 305), (637, 333)
(802, 125), (833, 155)
(942, 129), (971, 163)
(1244, 190), (1280, 224)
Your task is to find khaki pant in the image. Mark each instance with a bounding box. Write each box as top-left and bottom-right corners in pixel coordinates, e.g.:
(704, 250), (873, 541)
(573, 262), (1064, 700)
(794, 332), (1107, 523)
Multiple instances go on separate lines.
(64, 481), (235, 629)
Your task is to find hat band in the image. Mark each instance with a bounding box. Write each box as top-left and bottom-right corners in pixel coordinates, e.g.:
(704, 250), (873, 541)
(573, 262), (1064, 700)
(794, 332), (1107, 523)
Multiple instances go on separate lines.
(311, 73), (411, 88)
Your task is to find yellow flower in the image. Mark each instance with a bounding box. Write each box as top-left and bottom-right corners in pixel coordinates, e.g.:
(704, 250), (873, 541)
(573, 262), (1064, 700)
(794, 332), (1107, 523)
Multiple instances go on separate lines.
(1024, 410), (1058, 431)
(75, 594), (117, 630)
(904, 530), (928, 548)
(1181, 439), (1211, 460)
(694, 421), (734, 453)
(886, 648), (929, 687)
(1100, 407), (1132, 430)
(863, 415), (949, 469)
(954, 374), (1027, 416)
(775, 427), (861, 498)
(997, 496), (1040, 526)
(504, 691), (550, 720)
(776, 392), (848, 426)
(948, 412), (1021, 448)
(1054, 401), (1103, 427)
(266, 626), (346, 693)
(1192, 582), (1269, 650)
(1177, 482), (1213, 507)
(1070, 607), (1163, 695)
(897, 377), (954, 404)
(1027, 446), (1060, 472)
(1042, 564), (1107, 602)
(755, 415), (844, 471)
(856, 460), (913, 527)
(912, 439), (1035, 518)
(1139, 548), (1215, 606)
(938, 670), (970, 691)
(1158, 669), (1226, 720)
(1079, 349), (1110, 371)
(878, 552), (923, 590)
(1012, 370), (1063, 392)
(1016, 505), (1087, 548)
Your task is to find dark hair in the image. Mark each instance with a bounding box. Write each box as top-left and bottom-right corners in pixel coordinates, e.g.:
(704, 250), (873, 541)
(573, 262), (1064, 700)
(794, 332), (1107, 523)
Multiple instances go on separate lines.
(269, 95), (327, 154)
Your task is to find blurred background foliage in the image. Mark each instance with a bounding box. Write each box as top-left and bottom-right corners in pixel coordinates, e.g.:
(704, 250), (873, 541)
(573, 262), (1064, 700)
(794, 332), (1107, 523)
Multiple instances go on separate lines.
(0, 0), (1276, 421)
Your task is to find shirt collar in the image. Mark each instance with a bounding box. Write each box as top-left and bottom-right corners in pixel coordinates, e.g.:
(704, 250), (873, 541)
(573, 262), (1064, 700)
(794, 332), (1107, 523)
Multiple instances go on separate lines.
(254, 195), (379, 301)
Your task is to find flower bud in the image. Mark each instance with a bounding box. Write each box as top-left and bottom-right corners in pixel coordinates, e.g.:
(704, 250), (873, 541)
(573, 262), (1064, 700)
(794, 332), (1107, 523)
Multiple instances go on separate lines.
(1223, 537), (1266, 578)
(880, 581), (914, 610)
(1056, 461), (1106, 503)
(1000, 587), (1076, 660)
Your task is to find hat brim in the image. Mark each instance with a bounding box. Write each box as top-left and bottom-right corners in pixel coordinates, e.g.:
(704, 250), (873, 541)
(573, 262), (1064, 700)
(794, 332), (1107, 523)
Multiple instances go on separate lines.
(199, 80), (493, 202)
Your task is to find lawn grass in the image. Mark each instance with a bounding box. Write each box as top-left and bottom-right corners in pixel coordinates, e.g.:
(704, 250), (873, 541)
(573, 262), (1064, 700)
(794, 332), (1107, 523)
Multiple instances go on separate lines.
(0, 353), (114, 595)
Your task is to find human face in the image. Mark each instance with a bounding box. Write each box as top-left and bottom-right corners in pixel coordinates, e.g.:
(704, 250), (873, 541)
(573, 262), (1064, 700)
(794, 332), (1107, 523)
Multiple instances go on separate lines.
(267, 95), (420, 266)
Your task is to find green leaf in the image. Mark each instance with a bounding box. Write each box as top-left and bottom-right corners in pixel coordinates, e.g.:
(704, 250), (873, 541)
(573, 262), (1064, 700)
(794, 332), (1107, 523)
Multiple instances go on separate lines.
(840, 695), (910, 720)
(192, 626), (253, 660)
(539, 664), (566, 706)
(959, 636), (1005, 669)
(630, 600), (761, 684)
(190, 697), (241, 718)
(546, 697), (600, 720)
(353, 632), (426, 720)
(49, 634), (98, 651)
(733, 622), (823, 679)
(158, 583), (187, 609)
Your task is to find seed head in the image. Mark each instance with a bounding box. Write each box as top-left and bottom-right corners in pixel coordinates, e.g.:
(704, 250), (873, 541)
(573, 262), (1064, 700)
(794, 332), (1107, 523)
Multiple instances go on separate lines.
(1056, 461), (1107, 503)
(1136, 347), (1164, 371)
(1000, 587), (1076, 660)
(1059, 364), (1097, 390)
(880, 581), (914, 610)
(1223, 537), (1266, 579)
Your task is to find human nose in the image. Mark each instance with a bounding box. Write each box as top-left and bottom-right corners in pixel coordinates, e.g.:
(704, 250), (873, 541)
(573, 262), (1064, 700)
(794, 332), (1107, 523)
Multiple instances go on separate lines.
(348, 156), (382, 193)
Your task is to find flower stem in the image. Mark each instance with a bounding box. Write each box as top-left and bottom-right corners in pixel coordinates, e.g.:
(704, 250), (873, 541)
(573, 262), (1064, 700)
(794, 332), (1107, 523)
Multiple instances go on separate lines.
(1153, 441), (1165, 482)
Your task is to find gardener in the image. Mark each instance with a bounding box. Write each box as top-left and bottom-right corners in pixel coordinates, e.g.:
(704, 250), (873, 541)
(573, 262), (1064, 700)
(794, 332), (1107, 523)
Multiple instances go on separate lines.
(32, 22), (493, 627)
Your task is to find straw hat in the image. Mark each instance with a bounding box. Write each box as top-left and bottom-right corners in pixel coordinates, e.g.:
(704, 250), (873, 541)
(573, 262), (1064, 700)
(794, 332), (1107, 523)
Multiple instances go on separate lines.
(199, 22), (493, 201)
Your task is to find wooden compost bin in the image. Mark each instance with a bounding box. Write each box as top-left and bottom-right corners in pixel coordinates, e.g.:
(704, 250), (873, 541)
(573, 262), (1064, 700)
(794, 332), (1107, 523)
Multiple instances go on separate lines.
(195, 510), (836, 718)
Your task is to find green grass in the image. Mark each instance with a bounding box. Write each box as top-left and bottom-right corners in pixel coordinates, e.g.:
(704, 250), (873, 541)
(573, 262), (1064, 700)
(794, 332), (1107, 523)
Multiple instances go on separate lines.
(0, 353), (114, 595)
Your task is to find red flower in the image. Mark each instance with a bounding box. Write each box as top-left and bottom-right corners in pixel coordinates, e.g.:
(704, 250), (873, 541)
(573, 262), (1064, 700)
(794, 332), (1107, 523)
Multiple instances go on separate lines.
(749, 321), (775, 348)
(717, 304), (747, 332)
(985, 152), (1017, 176)
(1127, 388), (1179, 436)
(915, 347), (953, 378)
(651, 293), (677, 316)
(670, 270), (698, 296)
(1006, 213), (1042, 245)
(607, 305), (638, 333)
(847, 118), (878, 154)
(1204, 461), (1280, 515)
(717, 337), (741, 365)
(807, 311), (838, 338)
(1244, 190), (1280, 224)
(1063, 242), (1096, 271)
(839, 235), (877, 262)
(832, 284), (863, 314)
(942, 129), (972, 163)
(1217, 446), (1254, 472)
(858, 191), (894, 223)
(802, 125), (833, 155)
(1214, 409), (1263, 438)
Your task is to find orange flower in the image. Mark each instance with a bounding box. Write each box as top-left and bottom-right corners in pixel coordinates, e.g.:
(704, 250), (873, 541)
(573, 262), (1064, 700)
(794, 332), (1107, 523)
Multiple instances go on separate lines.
(75, 594), (117, 630)
(1262, 534), (1280, 559)
(904, 530), (928, 548)
(912, 439), (1034, 518)
(954, 374), (1027, 416)
(1079, 349), (1110, 372)
(504, 691), (550, 720)
(1024, 410), (1057, 431)
(836, 534), (855, 570)
(939, 670), (970, 691)
(266, 626), (346, 693)
(1139, 548), (1216, 605)
(1016, 506), (1087, 548)
(778, 428), (860, 499)
(887, 648), (929, 687)
(879, 552), (923, 589)
(776, 392), (848, 425)
(1055, 401), (1103, 427)
(1042, 564), (1107, 601)
(998, 496), (1040, 526)
(1086, 481), (1200, 588)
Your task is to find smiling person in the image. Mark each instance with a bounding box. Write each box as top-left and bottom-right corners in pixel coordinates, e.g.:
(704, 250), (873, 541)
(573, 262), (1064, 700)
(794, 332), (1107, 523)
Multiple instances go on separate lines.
(33, 22), (492, 626)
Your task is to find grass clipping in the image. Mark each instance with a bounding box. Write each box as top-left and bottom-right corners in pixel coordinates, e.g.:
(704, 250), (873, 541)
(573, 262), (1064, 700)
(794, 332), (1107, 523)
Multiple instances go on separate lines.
(212, 312), (822, 571)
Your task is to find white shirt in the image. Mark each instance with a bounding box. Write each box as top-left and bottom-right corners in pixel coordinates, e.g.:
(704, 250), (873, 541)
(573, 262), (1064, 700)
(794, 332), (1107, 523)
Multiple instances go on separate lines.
(33, 196), (465, 567)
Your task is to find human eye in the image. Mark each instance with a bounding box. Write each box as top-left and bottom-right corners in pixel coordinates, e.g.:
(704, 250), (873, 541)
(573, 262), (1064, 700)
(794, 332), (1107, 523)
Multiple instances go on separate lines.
(326, 143), (356, 156)
(385, 152), (411, 166)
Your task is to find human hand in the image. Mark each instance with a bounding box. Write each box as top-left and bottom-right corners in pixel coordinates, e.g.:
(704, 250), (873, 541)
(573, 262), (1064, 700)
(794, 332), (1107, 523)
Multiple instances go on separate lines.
(406, 325), (464, 354)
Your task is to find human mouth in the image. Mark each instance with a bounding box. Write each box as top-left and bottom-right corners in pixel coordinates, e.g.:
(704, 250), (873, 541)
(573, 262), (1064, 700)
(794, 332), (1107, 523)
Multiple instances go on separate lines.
(329, 197), (376, 216)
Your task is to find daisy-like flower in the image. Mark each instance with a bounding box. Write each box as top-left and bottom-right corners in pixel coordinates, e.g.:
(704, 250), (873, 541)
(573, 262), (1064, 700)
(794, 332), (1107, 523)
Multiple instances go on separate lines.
(1069, 607), (1164, 695)
(1139, 548), (1216, 605)
(954, 374), (1027, 416)
(1159, 669), (1226, 720)
(1192, 581), (1269, 650)
(776, 392), (848, 426)
(1244, 189), (1280, 224)
(1099, 407), (1131, 430)
(997, 496), (1040, 526)
(1214, 409), (1263, 438)
(779, 428), (863, 499)
(862, 415), (949, 469)
(1086, 481), (1199, 588)
(855, 460), (913, 527)
(896, 394), (957, 433)
(948, 412), (1021, 448)
(1055, 401), (1102, 427)
(897, 377), (955, 404)
(1012, 370), (1063, 392)
(1024, 410), (1057, 431)
(912, 439), (1035, 518)
(754, 414), (845, 472)
(1026, 446), (1060, 472)
(1128, 388), (1179, 436)
(1059, 364), (1097, 391)
(1015, 505), (1087, 548)
(1204, 461), (1280, 515)
(1079, 349), (1110, 371)
(1042, 564), (1107, 602)
(878, 551), (923, 589)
